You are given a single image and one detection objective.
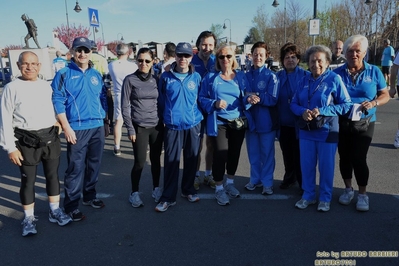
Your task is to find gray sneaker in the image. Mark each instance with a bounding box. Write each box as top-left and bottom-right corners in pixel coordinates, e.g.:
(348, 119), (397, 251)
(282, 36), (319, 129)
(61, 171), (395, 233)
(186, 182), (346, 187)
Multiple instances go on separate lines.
(261, 186), (274, 195)
(224, 183), (240, 198)
(49, 208), (72, 226)
(21, 216), (37, 237)
(295, 198), (317, 209)
(244, 182), (263, 191)
(152, 187), (163, 203)
(339, 188), (354, 205)
(356, 194), (369, 212)
(215, 189), (230, 206)
(194, 176), (201, 191)
(129, 192), (144, 208)
(317, 201), (330, 212)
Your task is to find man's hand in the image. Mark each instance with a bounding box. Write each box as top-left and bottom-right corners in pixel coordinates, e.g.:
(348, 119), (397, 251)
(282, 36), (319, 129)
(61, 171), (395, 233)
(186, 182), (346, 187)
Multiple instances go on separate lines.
(9, 150), (24, 166)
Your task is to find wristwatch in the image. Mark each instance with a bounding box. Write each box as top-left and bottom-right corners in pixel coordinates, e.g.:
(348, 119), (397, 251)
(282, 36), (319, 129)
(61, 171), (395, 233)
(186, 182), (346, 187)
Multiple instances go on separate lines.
(374, 100), (379, 107)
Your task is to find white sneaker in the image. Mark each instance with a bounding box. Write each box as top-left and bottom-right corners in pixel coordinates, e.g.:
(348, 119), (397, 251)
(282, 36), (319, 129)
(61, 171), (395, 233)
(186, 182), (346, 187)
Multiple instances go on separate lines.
(339, 188), (354, 205)
(394, 133), (399, 148)
(356, 194), (369, 212)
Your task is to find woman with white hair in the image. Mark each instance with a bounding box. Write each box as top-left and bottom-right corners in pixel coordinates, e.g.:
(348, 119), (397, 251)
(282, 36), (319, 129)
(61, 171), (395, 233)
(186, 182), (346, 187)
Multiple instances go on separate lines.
(290, 45), (352, 212)
(333, 35), (390, 212)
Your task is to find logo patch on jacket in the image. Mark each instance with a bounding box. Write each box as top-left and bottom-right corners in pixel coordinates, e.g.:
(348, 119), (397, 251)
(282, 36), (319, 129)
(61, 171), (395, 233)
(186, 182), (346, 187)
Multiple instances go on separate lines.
(257, 81), (266, 90)
(90, 76), (99, 86)
(187, 81), (196, 90)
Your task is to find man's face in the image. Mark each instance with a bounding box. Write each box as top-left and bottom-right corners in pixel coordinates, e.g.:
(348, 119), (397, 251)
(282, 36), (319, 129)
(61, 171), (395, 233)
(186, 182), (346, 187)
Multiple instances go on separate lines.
(333, 41), (343, 56)
(17, 52), (41, 81)
(199, 37), (215, 59)
(73, 46), (91, 67)
(175, 54), (192, 72)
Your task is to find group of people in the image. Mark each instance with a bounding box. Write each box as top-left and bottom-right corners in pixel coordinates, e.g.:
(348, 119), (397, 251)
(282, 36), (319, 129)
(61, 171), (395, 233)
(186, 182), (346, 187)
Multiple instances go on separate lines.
(0, 32), (389, 236)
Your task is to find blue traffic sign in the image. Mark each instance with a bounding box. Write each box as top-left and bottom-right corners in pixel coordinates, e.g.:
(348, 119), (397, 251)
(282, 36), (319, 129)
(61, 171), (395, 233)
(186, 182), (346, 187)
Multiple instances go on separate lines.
(88, 7), (99, 27)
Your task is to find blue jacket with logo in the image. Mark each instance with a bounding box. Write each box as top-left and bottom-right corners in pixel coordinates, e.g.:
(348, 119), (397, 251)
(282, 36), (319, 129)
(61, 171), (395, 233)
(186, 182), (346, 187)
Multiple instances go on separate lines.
(158, 62), (203, 130)
(290, 70), (352, 143)
(51, 60), (107, 130)
(245, 65), (279, 133)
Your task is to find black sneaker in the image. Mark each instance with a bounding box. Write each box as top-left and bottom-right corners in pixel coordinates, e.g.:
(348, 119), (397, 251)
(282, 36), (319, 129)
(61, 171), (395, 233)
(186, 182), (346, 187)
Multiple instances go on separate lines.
(82, 198), (105, 209)
(113, 148), (121, 156)
(69, 209), (85, 222)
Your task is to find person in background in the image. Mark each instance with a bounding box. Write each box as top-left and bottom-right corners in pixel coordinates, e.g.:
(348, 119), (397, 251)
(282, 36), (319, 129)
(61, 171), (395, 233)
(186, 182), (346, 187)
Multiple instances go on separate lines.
(52, 51), (67, 74)
(244, 42), (279, 195)
(389, 51), (399, 147)
(334, 35), (389, 211)
(329, 40), (346, 70)
(108, 43), (138, 156)
(156, 42), (203, 212)
(90, 41), (113, 135)
(121, 47), (163, 207)
(199, 44), (249, 206)
(245, 53), (252, 72)
(290, 45), (352, 212)
(51, 37), (108, 221)
(191, 31), (217, 190)
(381, 39), (395, 86)
(0, 51), (72, 237)
(161, 42), (176, 73)
(277, 42), (307, 191)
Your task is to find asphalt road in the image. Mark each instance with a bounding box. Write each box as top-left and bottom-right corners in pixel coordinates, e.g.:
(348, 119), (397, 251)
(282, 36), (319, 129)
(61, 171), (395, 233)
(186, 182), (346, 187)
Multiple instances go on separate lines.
(0, 88), (398, 266)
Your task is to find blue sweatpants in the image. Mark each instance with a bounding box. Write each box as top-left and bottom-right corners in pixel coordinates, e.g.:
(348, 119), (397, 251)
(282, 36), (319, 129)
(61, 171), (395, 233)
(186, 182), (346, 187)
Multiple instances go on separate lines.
(246, 130), (276, 187)
(63, 126), (105, 213)
(160, 123), (201, 202)
(299, 139), (337, 203)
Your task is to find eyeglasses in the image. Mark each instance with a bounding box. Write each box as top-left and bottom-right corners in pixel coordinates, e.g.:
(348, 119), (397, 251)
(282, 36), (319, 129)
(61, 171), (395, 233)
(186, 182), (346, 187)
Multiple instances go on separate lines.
(20, 62), (40, 68)
(177, 54), (192, 58)
(137, 59), (152, 64)
(75, 47), (91, 54)
(218, 54), (233, 60)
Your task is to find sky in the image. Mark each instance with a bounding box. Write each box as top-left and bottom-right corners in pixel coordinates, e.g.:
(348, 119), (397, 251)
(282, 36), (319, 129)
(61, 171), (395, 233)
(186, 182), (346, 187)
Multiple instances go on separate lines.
(1, 0), (342, 50)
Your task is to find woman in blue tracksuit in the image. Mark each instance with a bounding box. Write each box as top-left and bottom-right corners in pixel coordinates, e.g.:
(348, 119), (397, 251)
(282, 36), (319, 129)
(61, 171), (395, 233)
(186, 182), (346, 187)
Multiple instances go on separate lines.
(290, 45), (352, 212)
(199, 44), (249, 206)
(156, 42), (203, 212)
(277, 43), (308, 191)
(244, 42), (279, 195)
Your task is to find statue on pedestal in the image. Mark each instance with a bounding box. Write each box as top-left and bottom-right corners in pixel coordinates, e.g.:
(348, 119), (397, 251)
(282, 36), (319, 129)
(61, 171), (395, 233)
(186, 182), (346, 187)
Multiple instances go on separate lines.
(21, 14), (41, 49)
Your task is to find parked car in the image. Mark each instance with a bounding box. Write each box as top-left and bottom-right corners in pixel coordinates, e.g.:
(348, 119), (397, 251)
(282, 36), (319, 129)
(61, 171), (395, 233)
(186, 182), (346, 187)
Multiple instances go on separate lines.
(0, 67), (11, 85)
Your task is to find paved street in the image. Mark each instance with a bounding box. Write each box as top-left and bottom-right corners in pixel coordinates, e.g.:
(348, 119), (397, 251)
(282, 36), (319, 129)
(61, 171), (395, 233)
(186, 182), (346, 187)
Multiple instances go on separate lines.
(0, 84), (399, 265)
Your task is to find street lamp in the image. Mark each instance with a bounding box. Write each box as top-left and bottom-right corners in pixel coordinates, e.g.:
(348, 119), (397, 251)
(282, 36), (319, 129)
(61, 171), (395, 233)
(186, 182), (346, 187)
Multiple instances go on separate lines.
(223, 19), (231, 45)
(117, 33), (124, 42)
(365, 0), (377, 65)
(65, 1), (82, 47)
(272, 0), (286, 44)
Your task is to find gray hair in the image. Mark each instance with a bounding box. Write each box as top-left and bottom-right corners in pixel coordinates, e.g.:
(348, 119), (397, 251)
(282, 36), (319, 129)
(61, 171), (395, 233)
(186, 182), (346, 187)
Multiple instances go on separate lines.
(343, 35), (368, 55)
(305, 45), (332, 64)
(116, 43), (129, 56)
(18, 51), (38, 63)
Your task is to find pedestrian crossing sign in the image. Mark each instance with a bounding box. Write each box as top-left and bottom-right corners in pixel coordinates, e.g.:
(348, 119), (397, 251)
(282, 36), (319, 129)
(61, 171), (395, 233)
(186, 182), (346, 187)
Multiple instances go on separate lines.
(88, 7), (99, 27)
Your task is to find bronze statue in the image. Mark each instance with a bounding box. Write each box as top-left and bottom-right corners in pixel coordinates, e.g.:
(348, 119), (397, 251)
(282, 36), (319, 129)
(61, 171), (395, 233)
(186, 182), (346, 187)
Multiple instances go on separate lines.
(21, 14), (41, 49)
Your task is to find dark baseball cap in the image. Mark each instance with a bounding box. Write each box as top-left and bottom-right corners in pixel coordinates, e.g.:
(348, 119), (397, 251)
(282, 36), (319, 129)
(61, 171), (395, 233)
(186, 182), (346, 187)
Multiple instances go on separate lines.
(175, 42), (193, 56)
(72, 37), (92, 50)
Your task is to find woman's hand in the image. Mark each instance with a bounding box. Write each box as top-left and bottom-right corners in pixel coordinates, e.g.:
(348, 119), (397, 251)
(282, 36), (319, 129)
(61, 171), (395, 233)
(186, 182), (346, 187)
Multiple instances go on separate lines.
(215, 99), (227, 109)
(302, 109), (314, 121)
(247, 94), (260, 105)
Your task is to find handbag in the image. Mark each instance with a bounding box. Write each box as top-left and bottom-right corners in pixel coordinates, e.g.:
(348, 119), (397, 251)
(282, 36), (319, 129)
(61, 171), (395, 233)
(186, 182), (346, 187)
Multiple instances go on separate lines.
(218, 116), (248, 130)
(350, 116), (372, 133)
(297, 116), (328, 131)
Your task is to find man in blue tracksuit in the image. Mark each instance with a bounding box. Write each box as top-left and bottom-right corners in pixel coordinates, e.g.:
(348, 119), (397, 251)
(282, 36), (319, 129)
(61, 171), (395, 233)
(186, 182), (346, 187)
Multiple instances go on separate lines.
(51, 37), (108, 221)
(156, 42), (203, 212)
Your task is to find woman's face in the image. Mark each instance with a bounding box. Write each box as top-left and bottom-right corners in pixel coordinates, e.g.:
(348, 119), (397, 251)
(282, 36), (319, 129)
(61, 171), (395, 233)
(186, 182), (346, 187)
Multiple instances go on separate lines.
(283, 52), (299, 73)
(252, 47), (267, 69)
(137, 52), (153, 73)
(308, 52), (329, 78)
(217, 47), (234, 70)
(345, 42), (366, 68)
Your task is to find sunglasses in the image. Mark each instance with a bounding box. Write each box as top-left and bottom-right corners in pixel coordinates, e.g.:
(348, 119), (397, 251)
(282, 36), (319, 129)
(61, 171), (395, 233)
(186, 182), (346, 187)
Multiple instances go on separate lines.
(218, 54), (233, 60)
(75, 47), (90, 54)
(177, 54), (192, 58)
(137, 59), (152, 64)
